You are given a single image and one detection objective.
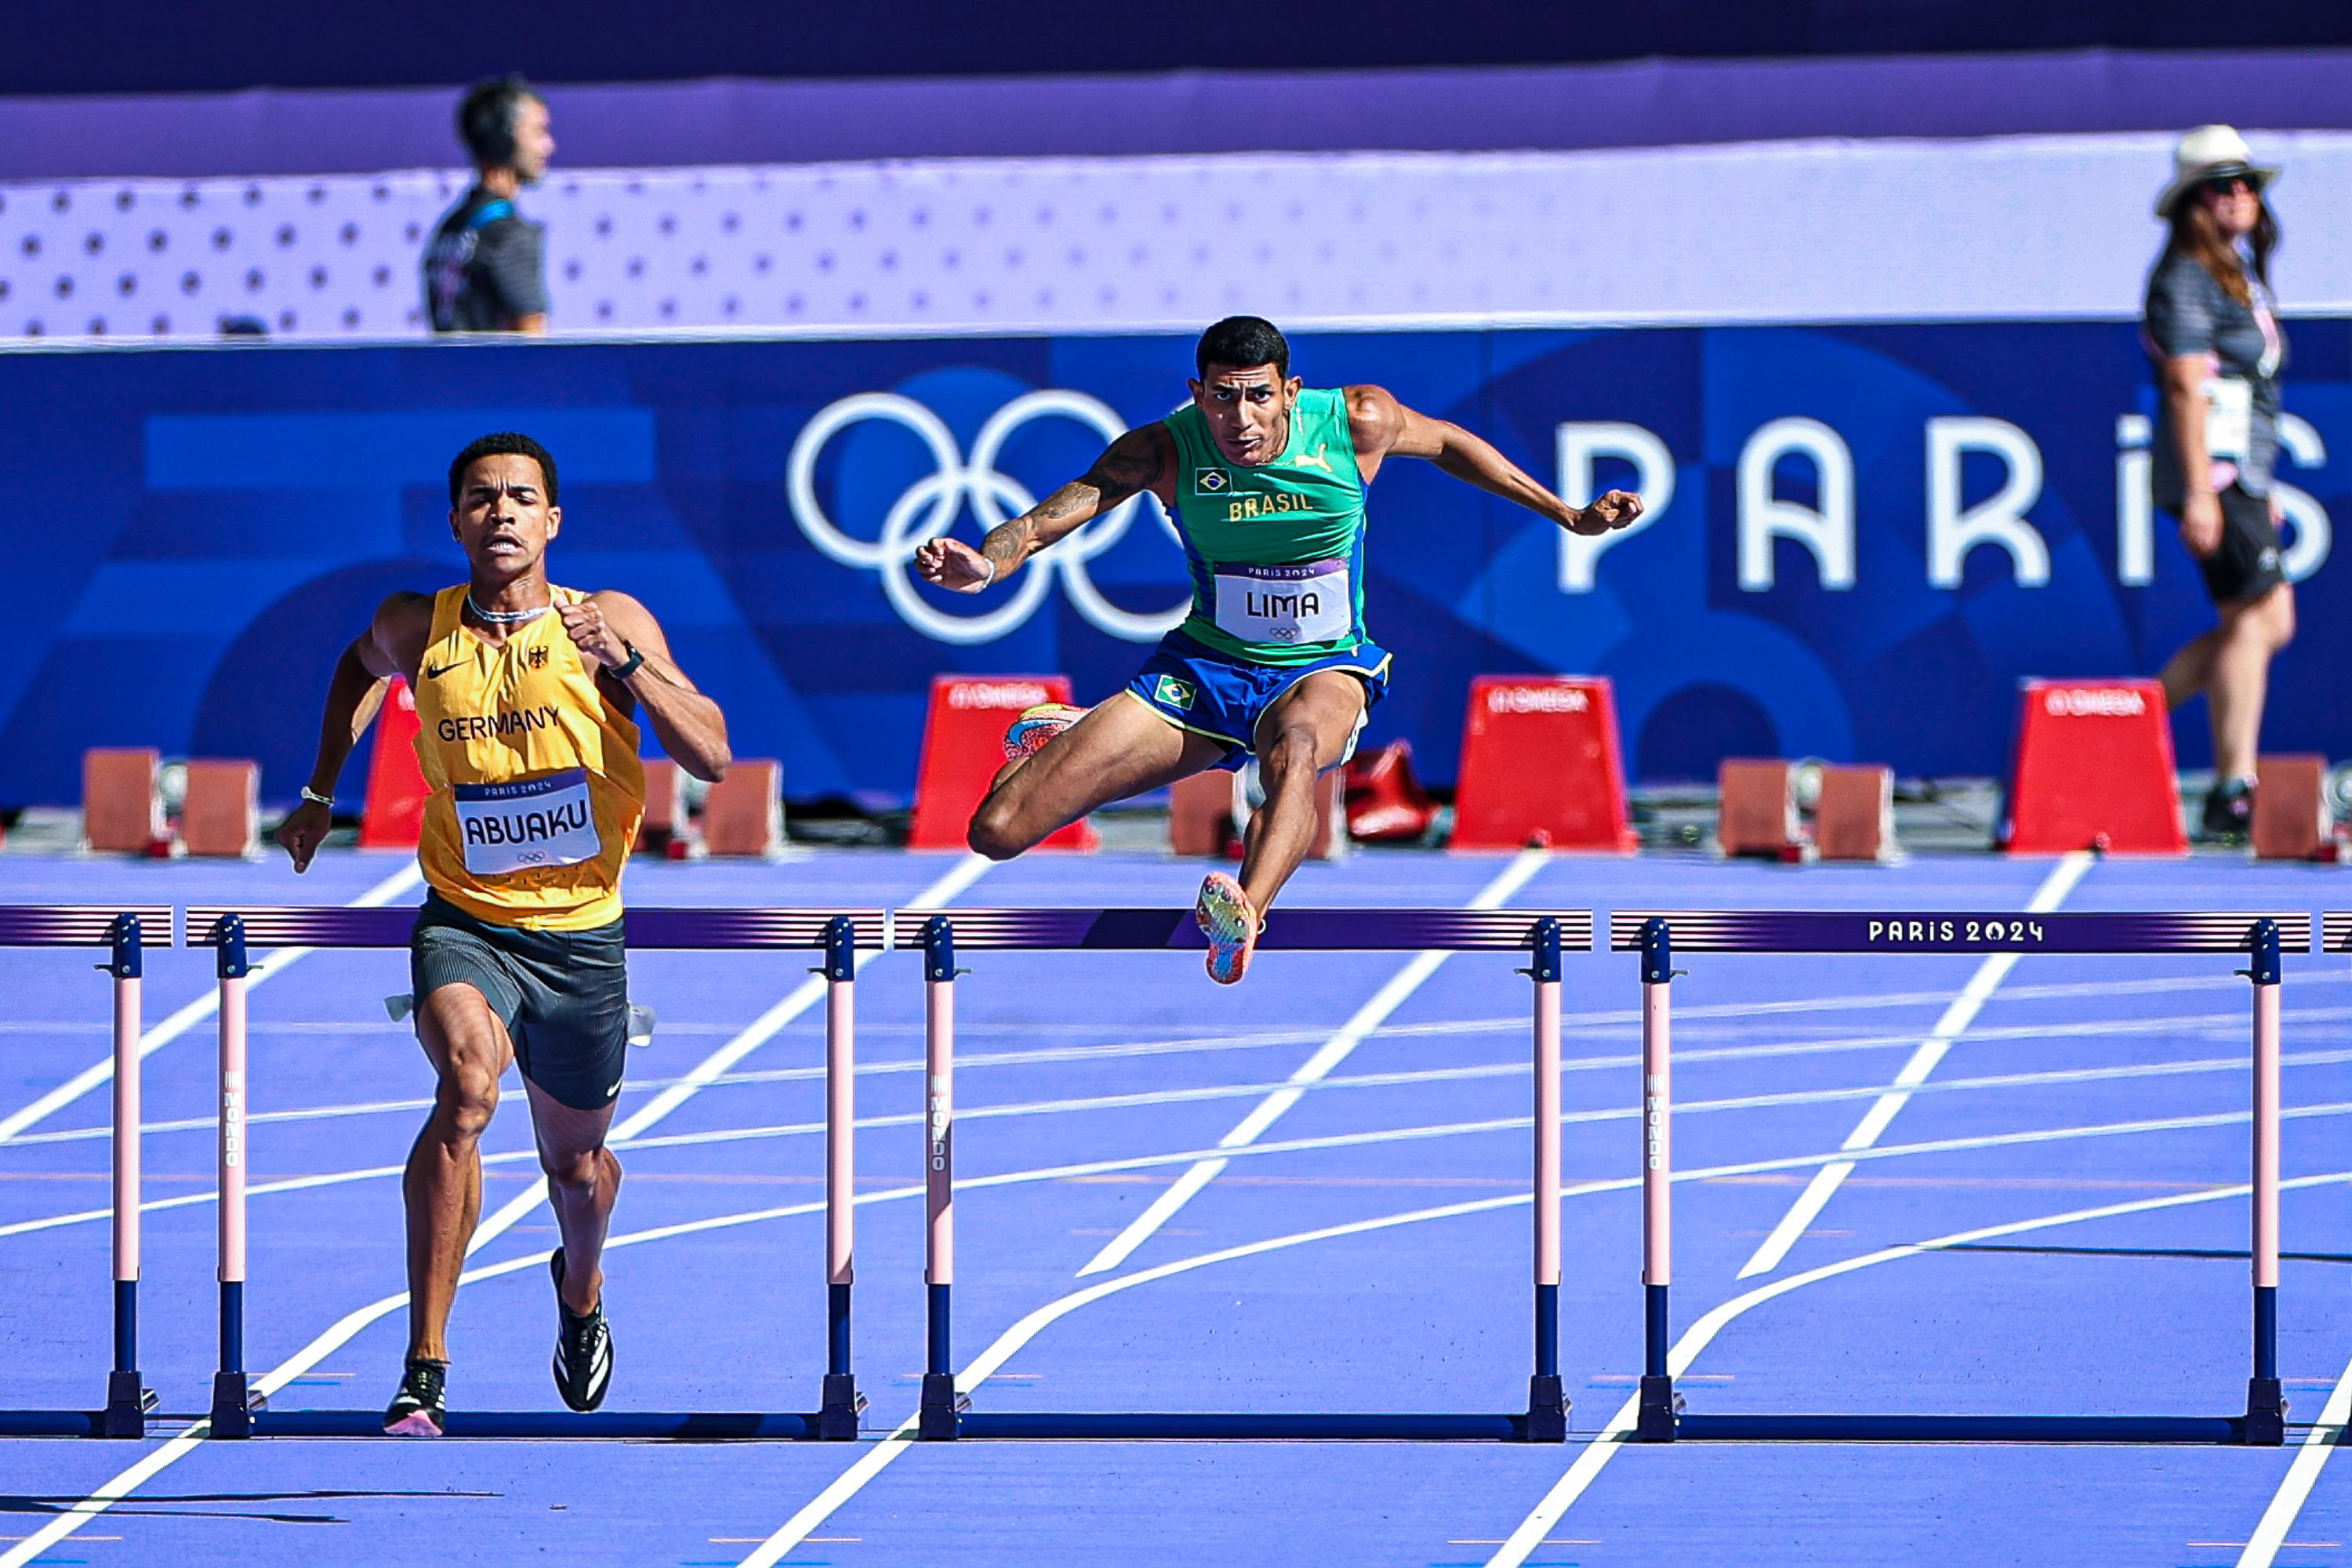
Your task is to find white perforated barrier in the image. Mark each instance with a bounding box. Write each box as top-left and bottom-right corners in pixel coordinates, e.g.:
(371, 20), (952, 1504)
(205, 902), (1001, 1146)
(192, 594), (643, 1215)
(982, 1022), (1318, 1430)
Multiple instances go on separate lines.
(3, 132), (2347, 340)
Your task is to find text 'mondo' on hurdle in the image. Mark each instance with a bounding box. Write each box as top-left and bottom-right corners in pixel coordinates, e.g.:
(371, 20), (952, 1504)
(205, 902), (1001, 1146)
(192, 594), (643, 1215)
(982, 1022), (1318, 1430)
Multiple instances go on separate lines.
(899, 905), (1594, 1441)
(180, 903), (885, 1440)
(1610, 908), (2312, 1446)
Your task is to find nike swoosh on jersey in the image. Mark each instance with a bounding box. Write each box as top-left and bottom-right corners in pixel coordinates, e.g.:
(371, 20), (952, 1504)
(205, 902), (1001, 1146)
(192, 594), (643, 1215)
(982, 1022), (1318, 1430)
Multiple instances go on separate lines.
(424, 662), (461, 679)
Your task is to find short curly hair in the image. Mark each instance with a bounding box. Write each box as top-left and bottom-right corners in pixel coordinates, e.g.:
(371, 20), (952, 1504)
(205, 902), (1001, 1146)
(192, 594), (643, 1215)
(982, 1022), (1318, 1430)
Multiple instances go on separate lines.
(448, 431), (557, 504)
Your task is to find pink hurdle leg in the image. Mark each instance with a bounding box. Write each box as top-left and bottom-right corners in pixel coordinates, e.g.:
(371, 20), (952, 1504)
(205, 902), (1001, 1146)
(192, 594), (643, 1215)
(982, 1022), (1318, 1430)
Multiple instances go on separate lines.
(919, 919), (961, 1439)
(818, 916), (863, 1438)
(103, 913), (152, 1436)
(209, 918), (256, 1436)
(1526, 917), (1567, 1440)
(1635, 918), (1679, 1442)
(2245, 920), (2285, 1443)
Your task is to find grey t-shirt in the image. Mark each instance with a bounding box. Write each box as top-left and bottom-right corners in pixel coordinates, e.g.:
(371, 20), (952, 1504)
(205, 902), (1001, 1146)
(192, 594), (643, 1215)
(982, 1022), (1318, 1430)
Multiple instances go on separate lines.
(2142, 247), (2286, 506)
(423, 189), (549, 333)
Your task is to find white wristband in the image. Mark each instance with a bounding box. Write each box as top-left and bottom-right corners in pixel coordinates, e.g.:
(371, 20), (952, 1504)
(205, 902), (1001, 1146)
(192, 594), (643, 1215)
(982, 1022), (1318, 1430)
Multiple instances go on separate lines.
(299, 786), (334, 808)
(975, 557), (998, 589)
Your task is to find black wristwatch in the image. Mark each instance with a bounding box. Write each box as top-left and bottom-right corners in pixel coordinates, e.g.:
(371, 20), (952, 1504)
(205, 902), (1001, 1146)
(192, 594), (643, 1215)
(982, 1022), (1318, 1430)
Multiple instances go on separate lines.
(608, 641), (646, 681)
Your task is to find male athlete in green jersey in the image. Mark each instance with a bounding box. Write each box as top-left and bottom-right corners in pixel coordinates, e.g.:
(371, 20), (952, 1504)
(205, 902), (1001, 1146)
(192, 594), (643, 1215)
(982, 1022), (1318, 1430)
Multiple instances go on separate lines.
(916, 316), (1641, 983)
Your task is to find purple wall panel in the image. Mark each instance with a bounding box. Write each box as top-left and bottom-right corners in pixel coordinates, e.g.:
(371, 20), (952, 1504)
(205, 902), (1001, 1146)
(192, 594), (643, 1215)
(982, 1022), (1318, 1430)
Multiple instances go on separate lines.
(2, 50), (2347, 181)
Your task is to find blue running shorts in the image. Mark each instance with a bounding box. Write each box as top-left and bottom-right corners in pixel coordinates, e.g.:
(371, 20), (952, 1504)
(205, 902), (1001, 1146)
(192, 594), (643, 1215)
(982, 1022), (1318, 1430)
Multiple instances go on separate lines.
(1123, 629), (1392, 772)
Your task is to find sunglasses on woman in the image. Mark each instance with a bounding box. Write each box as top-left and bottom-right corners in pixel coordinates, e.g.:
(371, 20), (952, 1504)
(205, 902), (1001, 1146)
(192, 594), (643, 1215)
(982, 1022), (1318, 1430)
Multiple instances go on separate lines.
(2201, 173), (2256, 198)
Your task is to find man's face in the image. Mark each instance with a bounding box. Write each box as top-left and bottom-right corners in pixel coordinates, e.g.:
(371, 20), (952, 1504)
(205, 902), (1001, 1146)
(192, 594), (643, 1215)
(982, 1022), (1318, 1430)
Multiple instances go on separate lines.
(511, 97), (555, 184)
(450, 453), (559, 576)
(1188, 362), (1301, 466)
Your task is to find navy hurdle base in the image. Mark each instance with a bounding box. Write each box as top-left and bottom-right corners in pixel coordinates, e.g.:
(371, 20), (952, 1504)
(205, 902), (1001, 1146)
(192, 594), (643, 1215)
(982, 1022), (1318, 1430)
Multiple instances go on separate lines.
(900, 905), (1591, 1442)
(0, 906), (169, 1439)
(183, 903), (887, 1439)
(1613, 909), (2311, 1446)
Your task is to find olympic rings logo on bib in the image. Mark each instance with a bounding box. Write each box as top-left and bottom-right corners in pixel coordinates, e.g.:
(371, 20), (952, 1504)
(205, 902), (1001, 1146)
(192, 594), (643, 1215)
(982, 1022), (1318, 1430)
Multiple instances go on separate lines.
(786, 388), (1192, 646)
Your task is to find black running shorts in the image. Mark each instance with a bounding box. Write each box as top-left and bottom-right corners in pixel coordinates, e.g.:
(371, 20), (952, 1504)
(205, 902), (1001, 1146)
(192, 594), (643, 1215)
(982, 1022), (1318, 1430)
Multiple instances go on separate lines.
(2171, 485), (2288, 606)
(410, 894), (630, 1111)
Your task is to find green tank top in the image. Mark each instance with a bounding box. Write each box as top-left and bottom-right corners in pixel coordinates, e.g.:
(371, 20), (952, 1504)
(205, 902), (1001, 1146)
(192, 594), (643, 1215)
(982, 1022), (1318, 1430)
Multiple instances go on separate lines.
(1163, 387), (1370, 666)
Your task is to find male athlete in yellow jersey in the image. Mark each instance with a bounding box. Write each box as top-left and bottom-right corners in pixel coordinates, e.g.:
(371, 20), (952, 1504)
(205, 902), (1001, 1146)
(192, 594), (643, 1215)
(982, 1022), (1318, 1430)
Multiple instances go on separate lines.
(276, 432), (731, 1435)
(917, 317), (1641, 983)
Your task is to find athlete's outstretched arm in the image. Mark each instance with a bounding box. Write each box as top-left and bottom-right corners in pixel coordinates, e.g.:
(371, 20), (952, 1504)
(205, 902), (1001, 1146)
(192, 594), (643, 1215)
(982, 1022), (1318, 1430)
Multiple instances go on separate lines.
(570, 591), (732, 782)
(915, 423), (1172, 593)
(275, 593), (430, 873)
(1346, 385), (1642, 536)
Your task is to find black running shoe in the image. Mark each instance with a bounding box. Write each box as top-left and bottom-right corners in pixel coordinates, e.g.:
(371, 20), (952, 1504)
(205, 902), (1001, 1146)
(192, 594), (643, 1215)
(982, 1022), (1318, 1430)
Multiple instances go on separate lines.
(2202, 778), (2256, 840)
(383, 1356), (447, 1436)
(550, 1248), (613, 1413)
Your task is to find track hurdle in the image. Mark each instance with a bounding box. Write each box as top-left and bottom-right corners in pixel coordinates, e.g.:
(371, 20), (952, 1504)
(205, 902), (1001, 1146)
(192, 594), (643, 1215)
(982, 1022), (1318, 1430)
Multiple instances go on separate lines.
(1611, 908), (2310, 1445)
(0, 905), (170, 1438)
(183, 902), (886, 1439)
(898, 904), (1592, 1441)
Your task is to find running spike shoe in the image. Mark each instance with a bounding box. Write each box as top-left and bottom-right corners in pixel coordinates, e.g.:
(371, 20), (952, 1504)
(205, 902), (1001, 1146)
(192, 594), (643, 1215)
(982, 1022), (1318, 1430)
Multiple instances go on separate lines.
(1002, 702), (1088, 761)
(550, 1248), (614, 1413)
(1194, 871), (1261, 986)
(382, 1356), (448, 1437)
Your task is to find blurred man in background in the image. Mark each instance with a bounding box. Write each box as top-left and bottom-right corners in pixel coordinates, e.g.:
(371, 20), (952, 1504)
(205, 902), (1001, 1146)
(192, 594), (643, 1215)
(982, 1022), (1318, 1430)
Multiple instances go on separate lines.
(423, 74), (554, 333)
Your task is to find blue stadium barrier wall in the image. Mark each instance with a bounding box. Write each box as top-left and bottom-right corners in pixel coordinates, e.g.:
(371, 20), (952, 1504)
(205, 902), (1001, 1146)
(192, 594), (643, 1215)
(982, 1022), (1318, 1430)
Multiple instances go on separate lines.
(1, 321), (2344, 809)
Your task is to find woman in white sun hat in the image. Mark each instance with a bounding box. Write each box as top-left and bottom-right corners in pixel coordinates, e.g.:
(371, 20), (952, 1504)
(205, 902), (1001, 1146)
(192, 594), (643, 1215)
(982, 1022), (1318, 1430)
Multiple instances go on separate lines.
(2144, 124), (2294, 841)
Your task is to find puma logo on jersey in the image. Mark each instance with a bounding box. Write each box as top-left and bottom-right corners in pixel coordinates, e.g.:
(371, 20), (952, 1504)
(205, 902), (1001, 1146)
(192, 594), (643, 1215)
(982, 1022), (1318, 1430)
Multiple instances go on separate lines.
(1292, 446), (1334, 473)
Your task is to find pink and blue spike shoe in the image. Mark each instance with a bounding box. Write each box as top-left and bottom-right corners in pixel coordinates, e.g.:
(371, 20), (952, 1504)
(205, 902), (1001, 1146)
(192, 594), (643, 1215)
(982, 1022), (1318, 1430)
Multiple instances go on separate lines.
(1194, 871), (1261, 986)
(1002, 702), (1088, 762)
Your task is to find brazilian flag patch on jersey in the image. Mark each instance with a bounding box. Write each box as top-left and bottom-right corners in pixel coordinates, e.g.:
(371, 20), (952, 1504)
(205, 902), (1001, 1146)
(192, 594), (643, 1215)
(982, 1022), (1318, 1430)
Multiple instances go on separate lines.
(1193, 470), (1230, 495)
(1153, 675), (1197, 710)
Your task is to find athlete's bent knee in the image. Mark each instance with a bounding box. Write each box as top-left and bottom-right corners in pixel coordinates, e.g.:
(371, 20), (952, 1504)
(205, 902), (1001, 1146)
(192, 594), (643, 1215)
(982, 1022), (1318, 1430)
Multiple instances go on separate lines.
(965, 797), (1031, 861)
(540, 1144), (604, 1195)
(1259, 722), (1322, 785)
(434, 1069), (499, 1142)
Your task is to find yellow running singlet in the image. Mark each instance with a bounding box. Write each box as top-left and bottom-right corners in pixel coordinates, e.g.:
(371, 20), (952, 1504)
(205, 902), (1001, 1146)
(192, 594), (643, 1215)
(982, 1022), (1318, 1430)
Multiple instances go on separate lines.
(412, 585), (644, 931)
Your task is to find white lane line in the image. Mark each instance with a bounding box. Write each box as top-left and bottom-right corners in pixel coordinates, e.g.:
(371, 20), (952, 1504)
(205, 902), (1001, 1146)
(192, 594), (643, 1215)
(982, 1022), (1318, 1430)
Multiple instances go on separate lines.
(2236, 1350), (2352, 1568)
(1075, 848), (1552, 1276)
(1734, 850), (2093, 1278)
(0, 860), (426, 1145)
(1486, 1170), (2352, 1568)
(0, 854), (989, 1568)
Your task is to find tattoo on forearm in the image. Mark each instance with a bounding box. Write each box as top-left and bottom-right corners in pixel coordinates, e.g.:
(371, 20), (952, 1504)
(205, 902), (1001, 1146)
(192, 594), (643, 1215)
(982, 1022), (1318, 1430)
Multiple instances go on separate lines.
(982, 515), (1039, 567)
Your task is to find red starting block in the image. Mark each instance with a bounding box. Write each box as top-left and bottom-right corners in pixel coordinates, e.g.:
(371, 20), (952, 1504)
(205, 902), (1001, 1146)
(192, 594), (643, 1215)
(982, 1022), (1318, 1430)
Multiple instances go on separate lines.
(1343, 739), (1437, 844)
(703, 760), (786, 857)
(2002, 678), (2186, 855)
(1718, 759), (1802, 859)
(1453, 676), (1637, 851)
(908, 676), (1098, 852)
(2252, 755), (2343, 862)
(358, 677), (430, 850)
(1815, 764), (1898, 862)
(82, 747), (171, 855)
(180, 760), (260, 858)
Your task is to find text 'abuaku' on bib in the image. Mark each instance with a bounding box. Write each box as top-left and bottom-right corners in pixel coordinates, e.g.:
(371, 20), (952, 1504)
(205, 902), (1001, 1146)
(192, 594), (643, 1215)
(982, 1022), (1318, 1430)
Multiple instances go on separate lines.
(452, 768), (601, 876)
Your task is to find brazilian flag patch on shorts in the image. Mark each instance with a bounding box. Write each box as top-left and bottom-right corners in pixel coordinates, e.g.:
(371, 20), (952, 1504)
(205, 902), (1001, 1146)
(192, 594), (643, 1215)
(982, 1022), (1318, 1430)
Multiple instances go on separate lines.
(1154, 674), (1197, 710)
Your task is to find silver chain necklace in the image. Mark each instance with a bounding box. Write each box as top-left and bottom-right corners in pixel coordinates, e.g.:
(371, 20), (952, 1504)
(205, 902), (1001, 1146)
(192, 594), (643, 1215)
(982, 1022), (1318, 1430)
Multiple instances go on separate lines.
(466, 591), (550, 626)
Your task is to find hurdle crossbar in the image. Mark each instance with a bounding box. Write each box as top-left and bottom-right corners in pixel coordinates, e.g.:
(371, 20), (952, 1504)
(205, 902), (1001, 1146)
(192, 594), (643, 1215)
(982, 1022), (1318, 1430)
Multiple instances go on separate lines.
(182, 903), (885, 1439)
(0, 906), (169, 1439)
(1610, 909), (2311, 1446)
(908, 906), (1592, 1441)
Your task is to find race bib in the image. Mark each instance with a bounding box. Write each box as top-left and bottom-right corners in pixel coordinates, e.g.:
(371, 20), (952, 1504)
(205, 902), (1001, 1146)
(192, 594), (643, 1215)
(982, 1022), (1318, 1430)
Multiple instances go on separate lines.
(452, 768), (601, 877)
(1212, 559), (1352, 646)
(2204, 375), (2253, 463)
